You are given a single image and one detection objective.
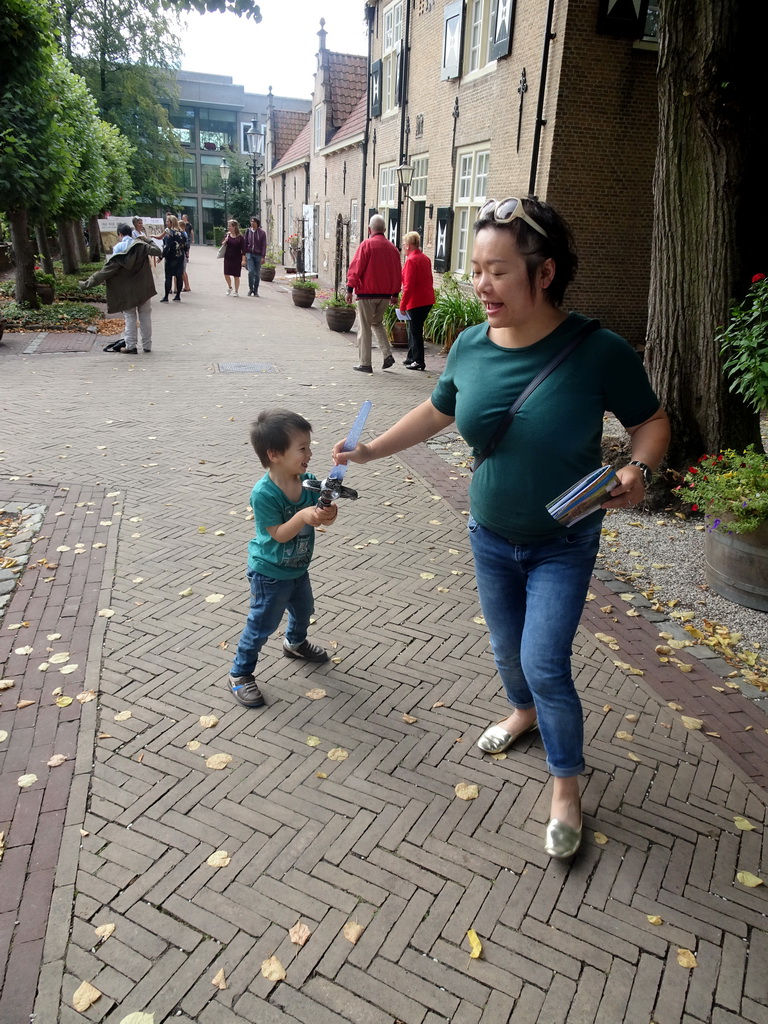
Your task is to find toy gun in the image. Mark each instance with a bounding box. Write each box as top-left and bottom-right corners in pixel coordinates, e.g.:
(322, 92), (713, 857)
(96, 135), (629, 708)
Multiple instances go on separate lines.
(302, 400), (371, 509)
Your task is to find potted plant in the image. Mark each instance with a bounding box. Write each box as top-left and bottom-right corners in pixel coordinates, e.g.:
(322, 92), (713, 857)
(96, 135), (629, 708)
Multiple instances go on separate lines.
(679, 445), (768, 610)
(260, 244), (281, 283)
(321, 291), (356, 332)
(35, 270), (56, 305)
(291, 277), (319, 308)
(720, 273), (768, 412)
(383, 295), (408, 347)
(424, 273), (486, 353)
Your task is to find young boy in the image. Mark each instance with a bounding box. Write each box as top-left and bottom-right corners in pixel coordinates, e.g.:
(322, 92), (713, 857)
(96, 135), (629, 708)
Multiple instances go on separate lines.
(229, 409), (338, 708)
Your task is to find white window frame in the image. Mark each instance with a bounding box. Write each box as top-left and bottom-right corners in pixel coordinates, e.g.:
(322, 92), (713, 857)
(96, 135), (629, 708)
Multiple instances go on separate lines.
(464, 0), (498, 75)
(350, 200), (359, 242)
(324, 202), (331, 239)
(314, 105), (324, 152)
(453, 144), (490, 274)
(378, 164), (397, 211)
(411, 156), (428, 201)
(382, 0), (404, 115)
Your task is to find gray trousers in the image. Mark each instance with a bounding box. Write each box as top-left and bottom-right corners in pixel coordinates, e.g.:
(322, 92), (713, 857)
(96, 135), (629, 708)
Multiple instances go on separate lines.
(124, 299), (152, 351)
(357, 297), (392, 367)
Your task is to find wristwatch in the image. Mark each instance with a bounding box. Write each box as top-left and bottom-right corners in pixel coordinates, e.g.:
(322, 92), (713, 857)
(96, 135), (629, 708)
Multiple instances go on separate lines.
(629, 460), (653, 486)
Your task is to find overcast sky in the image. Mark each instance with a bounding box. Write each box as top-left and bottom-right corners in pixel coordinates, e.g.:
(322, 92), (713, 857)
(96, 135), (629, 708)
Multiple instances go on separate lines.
(179, 2), (368, 100)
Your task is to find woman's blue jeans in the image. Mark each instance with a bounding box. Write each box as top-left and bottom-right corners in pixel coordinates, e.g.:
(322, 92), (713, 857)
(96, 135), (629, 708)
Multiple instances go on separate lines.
(468, 518), (600, 778)
(231, 570), (314, 677)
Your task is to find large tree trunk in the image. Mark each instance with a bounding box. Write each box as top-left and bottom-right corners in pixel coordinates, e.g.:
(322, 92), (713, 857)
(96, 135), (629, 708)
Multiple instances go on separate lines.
(644, 0), (765, 469)
(10, 209), (40, 308)
(73, 219), (88, 264)
(58, 218), (80, 274)
(88, 214), (103, 263)
(34, 224), (55, 277)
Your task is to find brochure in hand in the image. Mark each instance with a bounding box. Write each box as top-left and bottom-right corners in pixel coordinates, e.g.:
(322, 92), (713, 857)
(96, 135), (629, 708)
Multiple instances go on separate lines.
(547, 465), (619, 527)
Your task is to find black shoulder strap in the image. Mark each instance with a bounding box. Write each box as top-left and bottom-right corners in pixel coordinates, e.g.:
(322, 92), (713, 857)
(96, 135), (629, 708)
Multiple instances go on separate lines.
(472, 318), (600, 473)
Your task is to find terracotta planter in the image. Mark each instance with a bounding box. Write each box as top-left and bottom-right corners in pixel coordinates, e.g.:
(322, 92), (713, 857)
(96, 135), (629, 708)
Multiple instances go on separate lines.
(291, 286), (316, 308)
(260, 266), (276, 282)
(325, 306), (356, 332)
(704, 519), (768, 611)
(35, 283), (55, 305)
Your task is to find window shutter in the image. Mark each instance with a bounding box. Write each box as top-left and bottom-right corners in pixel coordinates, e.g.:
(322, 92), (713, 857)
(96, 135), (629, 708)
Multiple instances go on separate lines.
(370, 60), (382, 117)
(434, 208), (454, 272)
(489, 0), (515, 61)
(441, 1), (463, 81)
(387, 208), (400, 248)
(596, 0), (651, 38)
(395, 41), (404, 107)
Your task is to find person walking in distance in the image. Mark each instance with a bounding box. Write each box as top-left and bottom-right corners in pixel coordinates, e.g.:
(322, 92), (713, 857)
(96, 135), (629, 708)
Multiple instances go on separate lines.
(222, 219), (247, 296)
(400, 231), (435, 371)
(245, 216), (267, 296)
(79, 224), (156, 354)
(346, 214), (402, 374)
(158, 214), (188, 302)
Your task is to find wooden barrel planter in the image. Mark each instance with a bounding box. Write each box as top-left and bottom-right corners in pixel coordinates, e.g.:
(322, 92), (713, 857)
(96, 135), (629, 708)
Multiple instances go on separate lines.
(291, 286), (316, 308)
(704, 520), (768, 611)
(325, 306), (356, 332)
(36, 283), (55, 305)
(390, 321), (409, 347)
(260, 266), (276, 282)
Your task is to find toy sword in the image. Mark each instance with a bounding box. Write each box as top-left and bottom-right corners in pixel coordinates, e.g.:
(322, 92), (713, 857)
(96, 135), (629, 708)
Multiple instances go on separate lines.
(303, 400), (372, 508)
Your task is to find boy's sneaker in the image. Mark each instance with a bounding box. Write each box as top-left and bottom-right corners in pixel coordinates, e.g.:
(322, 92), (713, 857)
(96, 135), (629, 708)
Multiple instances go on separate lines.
(283, 639), (329, 662)
(228, 673), (265, 707)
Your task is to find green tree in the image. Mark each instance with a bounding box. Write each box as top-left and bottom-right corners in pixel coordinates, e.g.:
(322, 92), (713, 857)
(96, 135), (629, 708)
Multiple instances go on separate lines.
(221, 152), (257, 228)
(0, 0), (75, 305)
(645, 0), (767, 469)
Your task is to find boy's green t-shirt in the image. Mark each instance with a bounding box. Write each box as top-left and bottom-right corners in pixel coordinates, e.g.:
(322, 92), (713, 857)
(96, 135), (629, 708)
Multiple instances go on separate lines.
(247, 472), (320, 579)
(430, 313), (661, 543)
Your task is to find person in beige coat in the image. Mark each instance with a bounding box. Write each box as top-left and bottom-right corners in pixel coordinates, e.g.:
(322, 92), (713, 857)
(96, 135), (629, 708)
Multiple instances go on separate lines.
(80, 225), (157, 353)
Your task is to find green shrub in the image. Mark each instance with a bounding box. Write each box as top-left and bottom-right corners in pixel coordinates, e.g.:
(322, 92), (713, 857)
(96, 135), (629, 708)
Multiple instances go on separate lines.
(424, 273), (486, 352)
(0, 300), (104, 330)
(213, 226), (226, 246)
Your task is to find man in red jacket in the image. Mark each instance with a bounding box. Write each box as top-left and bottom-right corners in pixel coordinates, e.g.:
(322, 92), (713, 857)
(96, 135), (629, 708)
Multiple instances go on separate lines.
(346, 214), (402, 373)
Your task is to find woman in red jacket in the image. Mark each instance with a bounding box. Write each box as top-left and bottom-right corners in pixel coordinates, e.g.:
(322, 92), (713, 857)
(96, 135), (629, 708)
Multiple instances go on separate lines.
(400, 231), (436, 371)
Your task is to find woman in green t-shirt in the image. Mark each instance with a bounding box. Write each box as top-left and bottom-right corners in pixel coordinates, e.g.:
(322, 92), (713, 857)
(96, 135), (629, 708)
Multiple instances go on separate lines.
(332, 197), (670, 859)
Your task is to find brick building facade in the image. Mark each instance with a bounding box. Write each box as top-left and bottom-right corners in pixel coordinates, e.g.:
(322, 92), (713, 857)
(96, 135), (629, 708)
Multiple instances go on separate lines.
(266, 3), (658, 345)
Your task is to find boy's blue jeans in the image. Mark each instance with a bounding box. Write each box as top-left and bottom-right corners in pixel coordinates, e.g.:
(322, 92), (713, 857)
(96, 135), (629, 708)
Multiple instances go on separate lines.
(231, 569), (314, 677)
(468, 517), (601, 778)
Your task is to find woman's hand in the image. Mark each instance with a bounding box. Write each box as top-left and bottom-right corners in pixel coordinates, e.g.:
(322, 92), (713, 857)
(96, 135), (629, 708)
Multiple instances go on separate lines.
(601, 464), (646, 509)
(331, 440), (373, 467)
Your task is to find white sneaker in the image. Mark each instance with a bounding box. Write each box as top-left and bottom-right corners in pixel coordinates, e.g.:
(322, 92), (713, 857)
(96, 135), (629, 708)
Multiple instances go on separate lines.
(233, 292), (239, 297)
(226, 288), (232, 296)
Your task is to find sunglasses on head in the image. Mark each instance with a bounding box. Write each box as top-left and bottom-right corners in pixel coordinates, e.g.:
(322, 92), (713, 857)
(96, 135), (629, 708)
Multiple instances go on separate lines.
(478, 197), (549, 238)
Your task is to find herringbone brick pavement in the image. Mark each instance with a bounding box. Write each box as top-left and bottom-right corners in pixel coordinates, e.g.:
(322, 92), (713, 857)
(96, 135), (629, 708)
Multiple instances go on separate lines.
(1, 250), (767, 1024)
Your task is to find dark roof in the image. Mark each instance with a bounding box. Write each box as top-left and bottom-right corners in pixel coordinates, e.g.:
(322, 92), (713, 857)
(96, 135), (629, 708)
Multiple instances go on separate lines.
(272, 109), (311, 163)
(330, 93), (367, 147)
(322, 51), (367, 131)
(271, 119), (311, 172)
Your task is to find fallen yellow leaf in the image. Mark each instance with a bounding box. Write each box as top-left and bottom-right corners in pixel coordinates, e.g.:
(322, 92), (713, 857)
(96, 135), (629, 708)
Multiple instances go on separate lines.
(76, 691), (97, 703)
(261, 956), (286, 981)
(627, 752), (642, 762)
(402, 713), (418, 724)
(594, 832), (609, 845)
(205, 594), (225, 603)
(18, 774), (38, 788)
(72, 980), (102, 1011)
(455, 783), (479, 800)
(467, 928), (483, 959)
(98, 608), (115, 618)
(647, 915), (663, 926)
(736, 870), (764, 887)
(55, 696), (73, 707)
(47, 754), (68, 767)
(49, 652), (70, 664)
(289, 921), (311, 946)
(677, 949), (698, 969)
(114, 710), (132, 721)
(186, 740), (201, 751)
(343, 921), (364, 944)
(305, 688), (327, 700)
(199, 715), (219, 729)
(94, 923), (115, 942)
(206, 753), (233, 770)
(178, 588), (193, 597)
(206, 850), (231, 868)
(615, 731), (634, 741)
(211, 968), (227, 990)
(681, 716), (703, 730)
(327, 748), (349, 761)
(306, 736), (321, 746)
(734, 816), (756, 831)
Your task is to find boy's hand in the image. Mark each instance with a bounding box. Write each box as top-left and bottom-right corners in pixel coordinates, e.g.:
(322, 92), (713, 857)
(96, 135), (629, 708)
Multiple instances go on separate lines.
(302, 504), (338, 527)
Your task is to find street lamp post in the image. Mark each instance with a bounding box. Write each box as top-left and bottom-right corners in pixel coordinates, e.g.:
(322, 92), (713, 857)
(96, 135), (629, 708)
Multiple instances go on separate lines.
(219, 157), (230, 226)
(396, 161), (414, 242)
(246, 116), (266, 218)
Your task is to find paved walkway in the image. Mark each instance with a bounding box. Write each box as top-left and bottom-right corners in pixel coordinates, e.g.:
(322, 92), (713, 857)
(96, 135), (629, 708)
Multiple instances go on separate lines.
(1, 250), (767, 1024)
